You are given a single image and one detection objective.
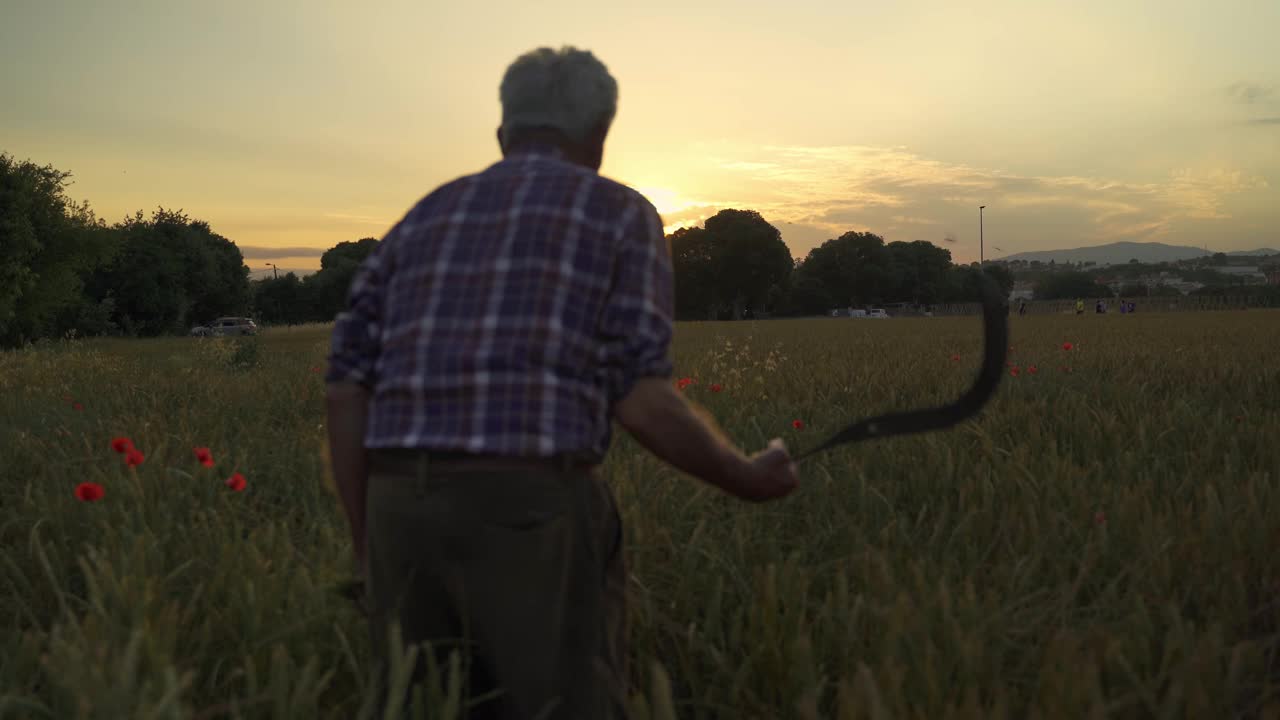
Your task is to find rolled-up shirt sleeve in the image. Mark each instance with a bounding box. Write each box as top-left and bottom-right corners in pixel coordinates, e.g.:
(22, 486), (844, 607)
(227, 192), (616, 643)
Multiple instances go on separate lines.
(598, 197), (675, 405)
(326, 230), (395, 388)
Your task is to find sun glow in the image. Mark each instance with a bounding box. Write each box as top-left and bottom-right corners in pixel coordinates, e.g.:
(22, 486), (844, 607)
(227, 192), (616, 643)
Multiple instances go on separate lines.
(631, 186), (711, 235)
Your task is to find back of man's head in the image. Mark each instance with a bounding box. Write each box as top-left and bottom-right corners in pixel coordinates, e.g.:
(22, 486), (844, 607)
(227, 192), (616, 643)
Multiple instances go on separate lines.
(499, 46), (618, 148)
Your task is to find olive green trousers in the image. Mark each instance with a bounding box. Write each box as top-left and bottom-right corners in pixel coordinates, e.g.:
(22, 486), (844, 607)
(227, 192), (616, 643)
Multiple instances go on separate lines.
(364, 451), (628, 719)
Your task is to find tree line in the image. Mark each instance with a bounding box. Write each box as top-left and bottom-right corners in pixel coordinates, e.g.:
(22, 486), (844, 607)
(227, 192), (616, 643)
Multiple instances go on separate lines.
(1, 154), (251, 345)
(1017, 265), (1280, 302)
(0, 153), (384, 346)
(4, 151), (1021, 347)
(669, 208), (1013, 320)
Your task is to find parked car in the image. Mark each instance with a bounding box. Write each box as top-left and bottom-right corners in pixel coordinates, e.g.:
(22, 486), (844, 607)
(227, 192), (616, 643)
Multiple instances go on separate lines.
(191, 317), (258, 337)
(867, 309), (889, 319)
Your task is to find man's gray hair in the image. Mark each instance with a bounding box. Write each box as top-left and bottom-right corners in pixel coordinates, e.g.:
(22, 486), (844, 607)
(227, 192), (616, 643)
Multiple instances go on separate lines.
(499, 46), (618, 145)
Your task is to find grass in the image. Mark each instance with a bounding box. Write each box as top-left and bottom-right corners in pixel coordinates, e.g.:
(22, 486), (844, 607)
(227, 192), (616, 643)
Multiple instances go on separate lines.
(1, 312), (1278, 719)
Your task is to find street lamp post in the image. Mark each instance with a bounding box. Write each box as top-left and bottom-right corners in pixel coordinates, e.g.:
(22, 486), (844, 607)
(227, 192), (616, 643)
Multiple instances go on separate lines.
(267, 263), (278, 280)
(979, 206), (986, 266)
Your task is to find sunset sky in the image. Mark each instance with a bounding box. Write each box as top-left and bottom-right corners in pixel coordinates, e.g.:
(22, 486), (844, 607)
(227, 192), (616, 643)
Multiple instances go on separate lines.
(3, 0), (1277, 273)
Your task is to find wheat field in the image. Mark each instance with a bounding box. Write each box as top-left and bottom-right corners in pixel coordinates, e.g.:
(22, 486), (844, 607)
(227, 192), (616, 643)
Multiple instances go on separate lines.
(2, 311), (1278, 719)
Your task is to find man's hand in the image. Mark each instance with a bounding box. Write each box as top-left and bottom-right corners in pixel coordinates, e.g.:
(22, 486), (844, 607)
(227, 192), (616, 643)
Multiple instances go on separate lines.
(734, 438), (800, 502)
(615, 378), (800, 502)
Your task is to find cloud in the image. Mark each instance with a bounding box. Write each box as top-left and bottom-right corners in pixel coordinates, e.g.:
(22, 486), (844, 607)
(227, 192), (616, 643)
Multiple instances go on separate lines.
(649, 142), (1271, 257)
(1227, 82), (1275, 104)
(1247, 116), (1280, 125)
(237, 245), (328, 260)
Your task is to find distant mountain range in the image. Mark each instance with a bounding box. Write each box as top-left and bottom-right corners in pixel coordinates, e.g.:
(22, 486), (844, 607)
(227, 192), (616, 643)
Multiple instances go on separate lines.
(999, 242), (1279, 265)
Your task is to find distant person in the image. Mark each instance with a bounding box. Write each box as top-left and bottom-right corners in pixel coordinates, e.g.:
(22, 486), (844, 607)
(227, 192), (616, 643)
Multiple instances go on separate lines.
(1119, 298), (1127, 314)
(325, 46), (799, 719)
(1019, 300), (1027, 316)
(1076, 299), (1085, 315)
(1096, 300), (1104, 314)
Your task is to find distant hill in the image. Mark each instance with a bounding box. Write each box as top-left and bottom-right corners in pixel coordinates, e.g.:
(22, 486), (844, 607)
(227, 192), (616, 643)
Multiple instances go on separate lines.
(1000, 241), (1276, 266)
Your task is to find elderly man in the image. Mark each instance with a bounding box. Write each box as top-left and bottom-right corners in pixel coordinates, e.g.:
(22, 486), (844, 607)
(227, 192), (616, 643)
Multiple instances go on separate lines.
(326, 46), (799, 718)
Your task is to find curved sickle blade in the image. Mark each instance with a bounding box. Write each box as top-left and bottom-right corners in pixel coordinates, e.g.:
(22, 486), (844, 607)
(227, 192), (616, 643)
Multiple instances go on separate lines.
(793, 274), (1009, 463)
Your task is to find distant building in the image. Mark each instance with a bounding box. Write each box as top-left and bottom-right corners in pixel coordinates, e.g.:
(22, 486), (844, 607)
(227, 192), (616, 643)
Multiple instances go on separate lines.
(1266, 266), (1280, 286)
(1009, 281), (1035, 301)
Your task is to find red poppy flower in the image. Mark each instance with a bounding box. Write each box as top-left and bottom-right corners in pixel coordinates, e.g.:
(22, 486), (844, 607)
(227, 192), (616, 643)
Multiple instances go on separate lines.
(310, 366), (322, 374)
(124, 448), (145, 467)
(1094, 510), (1106, 526)
(950, 354), (961, 362)
(72, 402), (84, 411)
(676, 377), (693, 390)
(225, 472), (247, 492)
(75, 482), (105, 502)
(710, 383), (723, 393)
(1009, 367), (1020, 377)
(111, 437), (133, 453)
(792, 419), (804, 430)
(1028, 365), (1038, 375)
(1062, 342), (1073, 351)
(193, 446), (214, 467)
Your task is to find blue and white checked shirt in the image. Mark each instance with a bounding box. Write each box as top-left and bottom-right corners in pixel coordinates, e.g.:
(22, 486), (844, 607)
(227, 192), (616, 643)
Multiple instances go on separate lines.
(326, 145), (675, 462)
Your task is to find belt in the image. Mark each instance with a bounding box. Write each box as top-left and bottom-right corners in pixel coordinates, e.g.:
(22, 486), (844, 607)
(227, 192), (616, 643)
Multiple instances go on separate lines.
(368, 448), (597, 475)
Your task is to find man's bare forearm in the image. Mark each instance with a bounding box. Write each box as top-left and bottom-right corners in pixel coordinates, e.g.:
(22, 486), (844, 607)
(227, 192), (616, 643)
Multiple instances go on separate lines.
(326, 381), (370, 564)
(615, 378), (751, 494)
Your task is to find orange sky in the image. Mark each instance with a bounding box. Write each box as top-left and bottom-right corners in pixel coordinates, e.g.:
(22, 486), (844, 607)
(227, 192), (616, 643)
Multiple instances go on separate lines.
(3, 0), (1277, 274)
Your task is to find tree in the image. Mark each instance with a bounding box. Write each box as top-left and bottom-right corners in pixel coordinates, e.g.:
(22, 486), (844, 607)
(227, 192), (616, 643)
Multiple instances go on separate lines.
(886, 240), (953, 304)
(305, 237), (380, 320)
(1034, 271), (1110, 301)
(670, 226), (720, 320)
(981, 263), (1016, 299)
(252, 273), (309, 325)
(668, 210), (792, 320)
(779, 266), (833, 316)
(87, 209), (250, 335)
(1182, 267), (1231, 285)
(796, 231), (895, 307)
(0, 153), (118, 346)
(701, 210), (793, 318)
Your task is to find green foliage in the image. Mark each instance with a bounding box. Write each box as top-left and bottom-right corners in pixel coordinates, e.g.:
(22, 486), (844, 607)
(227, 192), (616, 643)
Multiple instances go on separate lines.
(797, 230), (896, 306)
(671, 227), (720, 320)
(788, 235), (1009, 312)
(885, 240), (954, 304)
(670, 211), (792, 320)
(0, 152), (253, 346)
(228, 336), (261, 372)
(0, 153), (117, 346)
(250, 240), (379, 326)
(91, 209), (251, 336)
(2, 315), (1279, 717)
(1034, 271), (1112, 301)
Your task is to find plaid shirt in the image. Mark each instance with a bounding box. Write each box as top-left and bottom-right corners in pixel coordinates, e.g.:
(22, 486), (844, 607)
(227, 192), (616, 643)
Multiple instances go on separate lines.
(326, 145), (674, 462)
